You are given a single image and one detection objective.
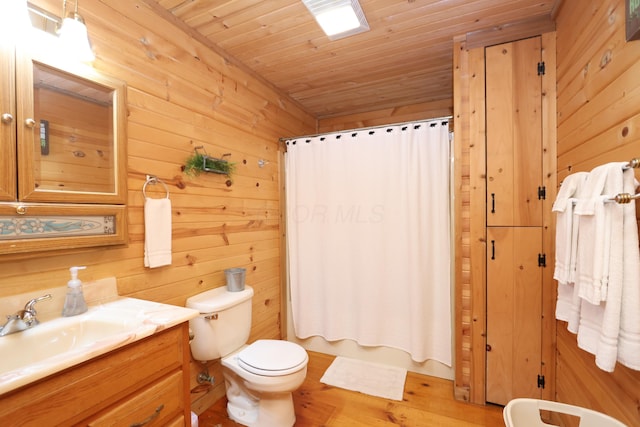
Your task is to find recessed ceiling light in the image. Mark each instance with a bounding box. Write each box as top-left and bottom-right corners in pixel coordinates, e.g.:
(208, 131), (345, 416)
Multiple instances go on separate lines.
(302, 0), (370, 40)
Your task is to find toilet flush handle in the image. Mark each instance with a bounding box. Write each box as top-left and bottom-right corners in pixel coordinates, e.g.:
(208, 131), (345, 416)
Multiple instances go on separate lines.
(204, 312), (218, 320)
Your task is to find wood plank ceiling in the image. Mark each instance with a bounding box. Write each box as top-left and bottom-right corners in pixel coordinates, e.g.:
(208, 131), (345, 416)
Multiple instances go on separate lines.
(149, 0), (559, 119)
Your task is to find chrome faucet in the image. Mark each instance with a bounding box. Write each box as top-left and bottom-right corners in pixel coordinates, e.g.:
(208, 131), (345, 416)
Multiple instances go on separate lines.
(0, 294), (52, 337)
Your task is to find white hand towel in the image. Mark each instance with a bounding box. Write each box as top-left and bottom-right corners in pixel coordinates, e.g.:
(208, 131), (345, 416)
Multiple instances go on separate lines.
(553, 172), (588, 285)
(553, 172), (588, 323)
(552, 172), (589, 213)
(144, 197), (172, 268)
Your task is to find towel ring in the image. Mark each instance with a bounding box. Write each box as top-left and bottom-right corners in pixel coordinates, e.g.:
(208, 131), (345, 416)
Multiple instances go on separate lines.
(143, 176), (170, 199)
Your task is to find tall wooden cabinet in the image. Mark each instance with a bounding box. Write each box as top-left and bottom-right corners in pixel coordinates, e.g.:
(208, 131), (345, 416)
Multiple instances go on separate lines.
(485, 36), (545, 406)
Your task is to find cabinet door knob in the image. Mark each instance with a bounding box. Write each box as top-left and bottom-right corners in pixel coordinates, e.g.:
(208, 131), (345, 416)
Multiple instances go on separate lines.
(16, 205), (27, 215)
(25, 118), (36, 128)
(1, 113), (13, 124)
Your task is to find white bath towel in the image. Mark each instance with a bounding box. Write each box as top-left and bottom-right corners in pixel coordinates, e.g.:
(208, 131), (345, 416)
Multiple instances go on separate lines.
(574, 163), (629, 372)
(574, 163), (625, 305)
(144, 197), (172, 268)
(591, 185), (623, 372)
(565, 165), (610, 333)
(615, 171), (640, 370)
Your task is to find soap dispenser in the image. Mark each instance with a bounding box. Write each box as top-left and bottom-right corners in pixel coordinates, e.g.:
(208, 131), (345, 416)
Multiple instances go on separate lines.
(62, 266), (88, 317)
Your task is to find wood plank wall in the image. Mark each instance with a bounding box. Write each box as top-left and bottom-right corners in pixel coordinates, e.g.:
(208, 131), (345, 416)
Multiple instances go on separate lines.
(452, 36), (487, 404)
(2, 0), (315, 413)
(317, 100), (453, 133)
(555, 0), (640, 425)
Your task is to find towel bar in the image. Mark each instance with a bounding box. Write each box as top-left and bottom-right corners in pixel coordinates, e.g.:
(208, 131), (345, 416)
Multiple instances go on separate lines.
(143, 175), (170, 199)
(611, 192), (640, 204)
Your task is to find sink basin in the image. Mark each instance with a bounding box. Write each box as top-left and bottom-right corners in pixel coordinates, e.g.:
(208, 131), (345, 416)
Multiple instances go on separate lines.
(0, 311), (143, 373)
(0, 297), (198, 395)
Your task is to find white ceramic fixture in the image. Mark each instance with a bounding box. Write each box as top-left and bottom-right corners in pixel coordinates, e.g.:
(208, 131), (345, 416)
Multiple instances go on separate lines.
(187, 285), (309, 427)
(0, 290), (198, 394)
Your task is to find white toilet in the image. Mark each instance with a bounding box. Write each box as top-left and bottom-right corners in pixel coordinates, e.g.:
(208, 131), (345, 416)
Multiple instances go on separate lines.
(187, 285), (308, 427)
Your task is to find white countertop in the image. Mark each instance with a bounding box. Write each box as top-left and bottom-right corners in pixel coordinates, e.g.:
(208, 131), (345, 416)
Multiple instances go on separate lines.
(0, 278), (198, 395)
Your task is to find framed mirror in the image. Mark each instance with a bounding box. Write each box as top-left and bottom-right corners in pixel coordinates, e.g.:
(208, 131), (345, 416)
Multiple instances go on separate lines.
(15, 52), (127, 204)
(0, 39), (128, 254)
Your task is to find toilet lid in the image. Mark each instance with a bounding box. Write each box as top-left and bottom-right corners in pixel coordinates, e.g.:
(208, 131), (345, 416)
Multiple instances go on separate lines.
(238, 340), (308, 376)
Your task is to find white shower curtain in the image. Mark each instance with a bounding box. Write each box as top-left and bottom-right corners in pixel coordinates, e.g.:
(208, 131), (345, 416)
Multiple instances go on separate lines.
(285, 120), (451, 365)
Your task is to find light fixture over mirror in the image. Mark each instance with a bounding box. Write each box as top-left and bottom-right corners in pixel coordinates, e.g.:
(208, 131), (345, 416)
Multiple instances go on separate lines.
(0, 0), (30, 40)
(57, 0), (95, 63)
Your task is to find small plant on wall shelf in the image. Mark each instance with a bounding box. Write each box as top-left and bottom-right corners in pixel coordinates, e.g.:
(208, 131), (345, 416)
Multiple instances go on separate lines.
(183, 147), (236, 180)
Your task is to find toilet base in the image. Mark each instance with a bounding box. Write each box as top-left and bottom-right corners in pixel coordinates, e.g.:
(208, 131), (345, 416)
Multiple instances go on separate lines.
(227, 392), (295, 427)
(223, 364), (298, 427)
(220, 343), (307, 427)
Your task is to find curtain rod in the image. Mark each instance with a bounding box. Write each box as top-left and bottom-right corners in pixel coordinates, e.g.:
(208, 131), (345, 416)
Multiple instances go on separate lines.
(278, 116), (453, 142)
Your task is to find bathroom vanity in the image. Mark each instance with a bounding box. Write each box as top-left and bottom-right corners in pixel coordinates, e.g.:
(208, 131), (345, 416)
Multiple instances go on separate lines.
(0, 278), (198, 426)
(0, 324), (190, 426)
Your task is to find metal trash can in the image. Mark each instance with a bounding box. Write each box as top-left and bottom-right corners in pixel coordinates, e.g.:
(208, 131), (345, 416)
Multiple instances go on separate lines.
(224, 268), (246, 292)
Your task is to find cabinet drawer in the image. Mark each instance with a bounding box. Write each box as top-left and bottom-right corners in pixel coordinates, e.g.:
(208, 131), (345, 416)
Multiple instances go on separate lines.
(0, 326), (184, 426)
(86, 370), (184, 426)
(165, 416), (186, 427)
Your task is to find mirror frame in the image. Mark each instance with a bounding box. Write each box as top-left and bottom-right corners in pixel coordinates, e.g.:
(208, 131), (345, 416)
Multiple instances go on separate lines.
(16, 50), (127, 204)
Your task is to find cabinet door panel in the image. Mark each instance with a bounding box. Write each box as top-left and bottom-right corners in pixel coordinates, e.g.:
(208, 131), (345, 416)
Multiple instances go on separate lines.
(486, 37), (543, 227)
(0, 38), (17, 201)
(486, 226), (542, 405)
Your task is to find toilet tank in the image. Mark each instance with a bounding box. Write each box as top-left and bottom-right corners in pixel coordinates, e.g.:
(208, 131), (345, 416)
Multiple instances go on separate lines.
(186, 285), (254, 361)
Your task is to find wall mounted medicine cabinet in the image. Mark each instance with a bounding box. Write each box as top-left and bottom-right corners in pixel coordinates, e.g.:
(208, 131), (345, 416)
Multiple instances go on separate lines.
(0, 38), (128, 254)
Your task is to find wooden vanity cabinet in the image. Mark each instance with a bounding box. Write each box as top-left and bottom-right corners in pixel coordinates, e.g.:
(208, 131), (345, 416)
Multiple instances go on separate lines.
(0, 323), (192, 426)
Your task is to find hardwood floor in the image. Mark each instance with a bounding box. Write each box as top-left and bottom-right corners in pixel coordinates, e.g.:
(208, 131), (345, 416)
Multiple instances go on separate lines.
(198, 351), (504, 426)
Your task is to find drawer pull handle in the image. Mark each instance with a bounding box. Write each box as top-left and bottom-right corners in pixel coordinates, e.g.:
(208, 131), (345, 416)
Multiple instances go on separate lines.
(130, 404), (164, 427)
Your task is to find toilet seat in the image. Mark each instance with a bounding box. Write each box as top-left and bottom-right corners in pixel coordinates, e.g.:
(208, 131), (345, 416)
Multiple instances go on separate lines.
(237, 340), (308, 377)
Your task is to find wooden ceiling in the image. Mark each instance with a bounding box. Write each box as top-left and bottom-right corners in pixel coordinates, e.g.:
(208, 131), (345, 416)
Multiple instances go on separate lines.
(149, 0), (559, 119)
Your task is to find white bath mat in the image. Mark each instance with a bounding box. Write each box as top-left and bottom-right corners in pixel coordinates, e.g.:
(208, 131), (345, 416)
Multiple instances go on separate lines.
(320, 356), (407, 401)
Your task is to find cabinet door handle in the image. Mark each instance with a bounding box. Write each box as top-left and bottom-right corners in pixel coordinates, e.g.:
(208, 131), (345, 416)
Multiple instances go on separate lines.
(24, 118), (36, 128)
(491, 193), (495, 214)
(491, 240), (495, 260)
(1, 113), (13, 124)
(129, 404), (164, 427)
